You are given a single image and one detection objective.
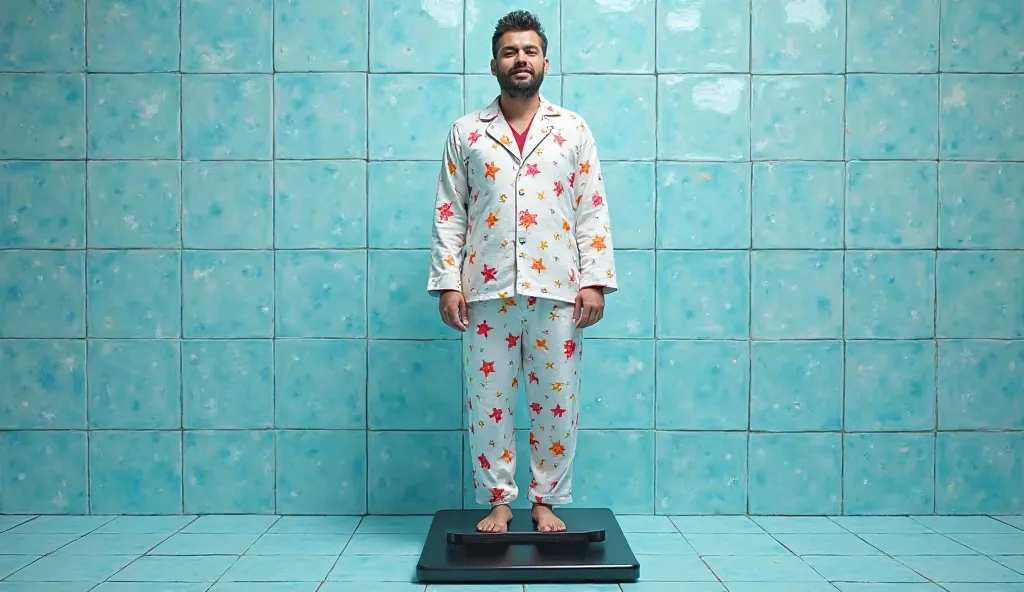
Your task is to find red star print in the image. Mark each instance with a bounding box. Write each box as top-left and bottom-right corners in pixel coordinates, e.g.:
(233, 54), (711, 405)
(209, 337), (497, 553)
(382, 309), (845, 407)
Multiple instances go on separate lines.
(489, 408), (503, 423)
(477, 454), (491, 469)
(481, 265), (497, 282)
(568, 172), (576, 188)
(553, 180), (564, 197)
(489, 487), (505, 504)
(563, 339), (576, 359)
(469, 130), (481, 144)
(525, 163), (540, 176)
(477, 321), (492, 337)
(552, 133), (565, 146)
(437, 202), (454, 222)
(480, 360), (495, 377)
(551, 404), (566, 417)
(505, 334), (519, 349)
(529, 432), (540, 449)
(527, 297), (537, 306)
(518, 210), (538, 230)
(530, 402), (542, 415)
(528, 372), (540, 384)
(592, 192), (604, 207)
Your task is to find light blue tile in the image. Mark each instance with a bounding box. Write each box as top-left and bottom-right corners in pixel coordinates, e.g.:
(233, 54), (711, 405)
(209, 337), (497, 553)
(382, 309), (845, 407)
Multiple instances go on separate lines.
(936, 432), (1024, 514)
(343, 533), (425, 555)
(368, 431), (461, 514)
(831, 516), (934, 534)
(181, 0), (272, 72)
(835, 585), (947, 592)
(656, 162), (750, 250)
(655, 250), (749, 339)
(183, 430), (276, 514)
(367, 340), (462, 430)
(465, 0), (560, 74)
(86, 160), (181, 248)
(0, 533), (79, 554)
(528, 585), (623, 592)
(844, 433), (935, 515)
(658, 75), (750, 161)
(936, 251), (1024, 339)
(748, 433), (842, 515)
(938, 340), (1024, 430)
(671, 516), (764, 534)
(602, 162), (655, 249)
(87, 339), (181, 429)
(0, 74), (85, 159)
(752, 161), (843, 248)
(88, 430), (182, 515)
(87, 249), (180, 338)
(858, 532), (975, 555)
(275, 73), (367, 159)
(845, 161), (938, 249)
(913, 515), (1022, 534)
(267, 516), (361, 534)
(655, 340), (749, 430)
(574, 430), (655, 514)
(631, 553), (718, 581)
(0, 339), (86, 430)
(562, 0), (655, 73)
(181, 339), (274, 429)
(274, 339), (366, 429)
(369, 0), (462, 72)
(940, 74), (1024, 160)
(87, 73), (180, 159)
(844, 250), (936, 339)
(616, 515), (677, 533)
(180, 514), (279, 534)
(0, 251), (85, 338)
(751, 75), (845, 160)
(771, 532), (882, 555)
(150, 532), (260, 554)
(727, 585), (838, 592)
(368, 161), (438, 249)
(0, 161), (86, 248)
(86, 0), (180, 72)
(0, 0), (84, 71)
(623, 583), (726, 592)
(562, 74), (657, 161)
(655, 431), (747, 515)
(368, 249), (453, 340)
(94, 515), (195, 534)
(896, 554), (1024, 583)
(949, 532), (1024, 555)
(5, 516), (113, 534)
(273, 0), (368, 72)
(355, 515), (432, 534)
(219, 555), (336, 582)
(750, 340), (843, 431)
(844, 340), (936, 432)
(275, 429), (367, 515)
(201, 584), (290, 592)
(0, 584), (98, 592)
(847, 0), (940, 72)
(846, 75), (939, 159)
(326, 554), (419, 581)
(368, 74), (463, 160)
(751, 0), (846, 73)
(246, 532), (348, 556)
(802, 555), (926, 583)
(182, 75), (273, 160)
(704, 554), (826, 582)
(0, 431), (87, 514)
(0, 555), (40, 579)
(274, 160), (367, 248)
(182, 250), (274, 338)
(5, 554), (135, 582)
(939, 162), (1024, 249)
(751, 250), (843, 339)
(587, 250), (655, 339)
(321, 583), (423, 592)
(751, 517), (846, 534)
(110, 555), (236, 582)
(685, 533), (789, 556)
(275, 250), (367, 338)
(579, 339), (655, 429)
(940, 0), (1024, 73)
(656, 0), (749, 72)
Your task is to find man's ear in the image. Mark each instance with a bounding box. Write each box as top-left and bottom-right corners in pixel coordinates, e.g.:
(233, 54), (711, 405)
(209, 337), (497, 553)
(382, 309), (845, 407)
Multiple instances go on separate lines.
(490, 59), (497, 76)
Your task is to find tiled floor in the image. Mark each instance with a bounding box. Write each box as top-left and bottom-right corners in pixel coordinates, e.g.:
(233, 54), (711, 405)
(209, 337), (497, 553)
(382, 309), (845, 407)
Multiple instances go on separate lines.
(0, 514), (1022, 591)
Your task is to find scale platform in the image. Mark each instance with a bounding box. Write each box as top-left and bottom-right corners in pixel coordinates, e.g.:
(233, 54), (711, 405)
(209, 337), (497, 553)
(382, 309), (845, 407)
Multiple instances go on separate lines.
(416, 508), (640, 584)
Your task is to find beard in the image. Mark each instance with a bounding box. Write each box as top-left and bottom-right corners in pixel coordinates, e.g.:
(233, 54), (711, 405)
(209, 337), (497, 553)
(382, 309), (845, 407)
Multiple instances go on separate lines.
(496, 64), (545, 99)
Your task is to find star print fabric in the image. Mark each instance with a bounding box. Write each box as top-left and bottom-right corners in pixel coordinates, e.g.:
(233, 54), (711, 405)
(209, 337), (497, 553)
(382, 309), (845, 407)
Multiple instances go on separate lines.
(465, 295), (581, 507)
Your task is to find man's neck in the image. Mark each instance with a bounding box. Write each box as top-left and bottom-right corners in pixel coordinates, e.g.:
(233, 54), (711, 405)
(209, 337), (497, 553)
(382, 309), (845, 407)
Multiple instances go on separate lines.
(499, 93), (541, 122)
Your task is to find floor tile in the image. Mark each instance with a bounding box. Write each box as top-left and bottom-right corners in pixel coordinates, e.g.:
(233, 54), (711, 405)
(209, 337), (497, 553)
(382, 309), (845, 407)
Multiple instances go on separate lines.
(725, 584), (840, 592)
(94, 516), (197, 534)
(802, 555), (927, 583)
(5, 516), (115, 535)
(148, 533), (261, 555)
(0, 516), (35, 532)
(704, 555), (827, 582)
(355, 516), (432, 534)
(343, 533), (425, 555)
(751, 517), (847, 534)
(53, 532), (168, 555)
(429, 585), (522, 592)
(942, 585), (1024, 591)
(321, 584), (425, 592)
(219, 555), (337, 582)
(267, 516), (362, 534)
(4, 554), (135, 582)
(830, 517), (933, 534)
(179, 515), (279, 534)
(834, 585), (945, 591)
(992, 554), (1024, 573)
(0, 554), (39, 578)
(525, 585), (621, 591)
(327, 554), (419, 581)
(0, 533), (80, 554)
(771, 533), (883, 556)
(618, 515), (679, 533)
(622, 584), (726, 592)
(996, 517), (1024, 530)
(685, 533), (791, 556)
(0, 584), (96, 591)
(912, 516), (1022, 534)
(246, 533), (349, 555)
(672, 516), (765, 534)
(109, 555), (237, 582)
(626, 533), (694, 554)
(945, 533), (1024, 555)
(209, 584), (321, 592)
(857, 533), (977, 555)
(894, 555), (1024, 583)
(93, 585), (211, 592)
(634, 554), (719, 581)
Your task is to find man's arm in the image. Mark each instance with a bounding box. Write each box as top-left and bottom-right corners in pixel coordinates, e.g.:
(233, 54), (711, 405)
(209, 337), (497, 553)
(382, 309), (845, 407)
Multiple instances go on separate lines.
(573, 124), (617, 295)
(427, 123), (470, 296)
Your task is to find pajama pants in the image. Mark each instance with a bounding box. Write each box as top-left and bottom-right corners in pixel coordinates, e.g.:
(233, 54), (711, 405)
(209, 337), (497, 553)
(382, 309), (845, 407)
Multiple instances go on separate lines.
(464, 295), (583, 507)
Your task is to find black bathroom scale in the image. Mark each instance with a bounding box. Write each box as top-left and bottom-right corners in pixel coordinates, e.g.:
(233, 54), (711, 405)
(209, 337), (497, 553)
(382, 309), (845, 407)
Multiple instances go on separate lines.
(416, 507), (640, 584)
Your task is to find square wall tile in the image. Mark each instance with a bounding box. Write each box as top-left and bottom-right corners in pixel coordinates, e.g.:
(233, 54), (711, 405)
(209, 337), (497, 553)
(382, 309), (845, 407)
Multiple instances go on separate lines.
(0, 339), (86, 430)
(182, 250), (274, 338)
(274, 339), (366, 429)
(87, 339), (181, 429)
(368, 74), (463, 160)
(87, 0), (180, 72)
(369, 0), (462, 72)
(0, 74), (85, 159)
(658, 75), (750, 161)
(87, 74), (181, 159)
(939, 162), (1024, 249)
(936, 251), (1023, 339)
(368, 250), (455, 340)
(846, 74), (939, 160)
(367, 340), (463, 430)
(368, 161), (438, 249)
(847, 0), (939, 72)
(182, 339), (274, 429)
(562, 74), (657, 161)
(750, 340), (843, 431)
(749, 432), (842, 515)
(275, 73), (367, 159)
(844, 250), (936, 339)
(844, 433), (935, 515)
(656, 340), (749, 431)
(181, 161), (273, 249)
(593, 162), (656, 249)
(845, 340), (937, 432)
(656, 162), (751, 250)
(940, 74), (1024, 161)
(656, 0), (750, 72)
(0, 250), (85, 338)
(938, 339), (1024, 430)
(368, 431), (462, 514)
(580, 339), (655, 429)
(586, 249), (655, 338)
(751, 75), (845, 160)
(751, 250), (844, 339)
(752, 161), (844, 248)
(0, 0), (84, 71)
(656, 250), (749, 339)
(274, 0), (368, 71)
(751, 0), (846, 73)
(182, 75), (273, 160)
(562, 0), (655, 73)
(87, 160), (181, 249)
(940, 0), (1024, 72)
(465, 0), (561, 74)
(183, 430), (276, 514)
(0, 161), (86, 249)
(0, 430), (88, 514)
(275, 160), (366, 249)
(936, 432), (1024, 514)
(846, 161), (938, 249)
(276, 250), (367, 338)
(181, 0), (272, 72)
(276, 430), (367, 515)
(89, 430), (183, 515)
(87, 250), (180, 338)
(656, 431), (748, 514)
(574, 430), (655, 514)
(465, 73), (563, 110)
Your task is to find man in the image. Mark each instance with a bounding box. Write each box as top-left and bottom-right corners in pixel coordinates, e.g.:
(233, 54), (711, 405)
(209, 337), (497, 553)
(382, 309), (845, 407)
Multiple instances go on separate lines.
(427, 10), (617, 534)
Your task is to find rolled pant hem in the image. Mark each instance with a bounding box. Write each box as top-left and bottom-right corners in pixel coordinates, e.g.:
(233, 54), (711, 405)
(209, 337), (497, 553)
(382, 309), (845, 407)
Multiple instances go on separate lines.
(528, 493), (572, 506)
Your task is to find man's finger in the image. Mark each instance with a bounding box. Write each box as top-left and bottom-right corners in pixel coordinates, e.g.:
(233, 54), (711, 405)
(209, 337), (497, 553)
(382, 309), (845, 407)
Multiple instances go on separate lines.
(577, 304), (591, 327)
(572, 296), (582, 323)
(449, 305), (466, 331)
(440, 307), (452, 329)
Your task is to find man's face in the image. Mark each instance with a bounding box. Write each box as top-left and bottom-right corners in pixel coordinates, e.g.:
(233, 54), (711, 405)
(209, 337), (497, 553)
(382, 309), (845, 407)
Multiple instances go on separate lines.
(491, 30), (548, 99)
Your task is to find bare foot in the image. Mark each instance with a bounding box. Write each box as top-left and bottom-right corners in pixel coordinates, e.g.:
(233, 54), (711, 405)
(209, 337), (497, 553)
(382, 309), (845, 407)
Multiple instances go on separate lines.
(532, 503), (566, 532)
(476, 504), (513, 532)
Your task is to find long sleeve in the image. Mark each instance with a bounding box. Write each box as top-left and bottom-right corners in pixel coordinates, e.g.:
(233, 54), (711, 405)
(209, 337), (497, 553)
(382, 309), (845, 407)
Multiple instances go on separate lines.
(427, 123), (470, 296)
(573, 125), (617, 294)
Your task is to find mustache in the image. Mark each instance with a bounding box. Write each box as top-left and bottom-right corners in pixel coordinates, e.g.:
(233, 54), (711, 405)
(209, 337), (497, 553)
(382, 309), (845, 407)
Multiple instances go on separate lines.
(509, 65), (533, 75)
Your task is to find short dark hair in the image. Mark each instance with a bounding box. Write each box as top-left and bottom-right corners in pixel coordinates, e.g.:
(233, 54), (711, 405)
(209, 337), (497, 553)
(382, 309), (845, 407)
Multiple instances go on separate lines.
(491, 10), (548, 58)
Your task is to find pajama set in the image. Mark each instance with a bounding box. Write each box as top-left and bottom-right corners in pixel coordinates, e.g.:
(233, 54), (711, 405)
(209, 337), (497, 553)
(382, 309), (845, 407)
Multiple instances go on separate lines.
(427, 95), (617, 507)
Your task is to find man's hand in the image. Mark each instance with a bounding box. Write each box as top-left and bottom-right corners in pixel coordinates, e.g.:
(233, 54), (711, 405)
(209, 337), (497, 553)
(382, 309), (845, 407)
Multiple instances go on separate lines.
(573, 287), (605, 328)
(439, 290), (468, 332)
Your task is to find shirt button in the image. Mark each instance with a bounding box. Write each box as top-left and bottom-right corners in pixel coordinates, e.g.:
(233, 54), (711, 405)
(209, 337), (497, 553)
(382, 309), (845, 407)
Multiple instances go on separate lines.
(518, 189), (525, 195)
(518, 237), (526, 245)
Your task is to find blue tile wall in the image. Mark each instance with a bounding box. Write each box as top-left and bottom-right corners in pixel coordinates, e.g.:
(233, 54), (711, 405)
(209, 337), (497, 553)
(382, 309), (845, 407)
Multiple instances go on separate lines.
(0, 0), (1021, 517)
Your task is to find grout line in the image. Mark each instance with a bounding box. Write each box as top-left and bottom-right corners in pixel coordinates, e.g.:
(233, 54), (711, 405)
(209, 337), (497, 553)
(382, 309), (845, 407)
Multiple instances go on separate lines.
(270, 0), (278, 517)
(363, 0), (372, 517)
(82, 0), (92, 516)
(745, 0), (754, 516)
(933, 0), (943, 516)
